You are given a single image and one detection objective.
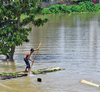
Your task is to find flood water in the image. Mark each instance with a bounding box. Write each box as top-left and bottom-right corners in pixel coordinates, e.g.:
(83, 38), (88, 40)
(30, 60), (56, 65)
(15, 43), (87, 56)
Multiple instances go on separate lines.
(0, 12), (100, 92)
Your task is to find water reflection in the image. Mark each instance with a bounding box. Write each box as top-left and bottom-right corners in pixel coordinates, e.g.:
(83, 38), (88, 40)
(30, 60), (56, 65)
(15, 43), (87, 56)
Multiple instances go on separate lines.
(13, 12), (100, 63)
(0, 59), (16, 72)
(89, 18), (99, 60)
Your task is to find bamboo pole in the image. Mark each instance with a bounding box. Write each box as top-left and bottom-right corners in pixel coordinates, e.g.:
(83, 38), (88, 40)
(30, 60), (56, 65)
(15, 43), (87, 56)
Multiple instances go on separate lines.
(80, 79), (100, 87)
(28, 41), (42, 75)
(31, 41), (42, 67)
(46, 67), (60, 70)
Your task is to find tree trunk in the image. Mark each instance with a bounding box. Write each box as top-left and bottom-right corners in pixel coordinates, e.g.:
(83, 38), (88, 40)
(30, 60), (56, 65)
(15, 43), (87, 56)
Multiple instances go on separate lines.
(17, 13), (21, 29)
(6, 46), (15, 59)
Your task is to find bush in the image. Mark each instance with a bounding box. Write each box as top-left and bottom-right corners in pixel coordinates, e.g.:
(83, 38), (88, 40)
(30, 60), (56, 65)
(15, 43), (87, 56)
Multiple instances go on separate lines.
(58, 5), (67, 13)
(65, 6), (72, 13)
(49, 4), (72, 13)
(49, 5), (60, 13)
(42, 1), (100, 14)
(85, 1), (95, 11)
(78, 1), (95, 12)
(78, 2), (85, 6)
(78, 2), (88, 12)
(42, 8), (51, 14)
(70, 5), (81, 12)
(94, 4), (100, 11)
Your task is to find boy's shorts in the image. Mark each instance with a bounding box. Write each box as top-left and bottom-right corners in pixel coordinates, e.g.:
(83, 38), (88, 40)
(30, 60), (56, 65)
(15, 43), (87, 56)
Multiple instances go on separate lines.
(24, 58), (30, 68)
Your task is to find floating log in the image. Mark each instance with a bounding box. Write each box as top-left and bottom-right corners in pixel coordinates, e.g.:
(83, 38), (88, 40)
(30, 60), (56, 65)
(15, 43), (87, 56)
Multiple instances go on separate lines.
(80, 79), (100, 87)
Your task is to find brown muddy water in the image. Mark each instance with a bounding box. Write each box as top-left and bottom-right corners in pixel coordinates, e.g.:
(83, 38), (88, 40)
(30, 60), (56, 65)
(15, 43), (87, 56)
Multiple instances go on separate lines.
(0, 12), (100, 92)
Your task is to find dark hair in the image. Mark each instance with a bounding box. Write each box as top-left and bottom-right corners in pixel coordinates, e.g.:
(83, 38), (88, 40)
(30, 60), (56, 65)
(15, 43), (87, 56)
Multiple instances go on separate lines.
(37, 78), (42, 82)
(30, 48), (34, 51)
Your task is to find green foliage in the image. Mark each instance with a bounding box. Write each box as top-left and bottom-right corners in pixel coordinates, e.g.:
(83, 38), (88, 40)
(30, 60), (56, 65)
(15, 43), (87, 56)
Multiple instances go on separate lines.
(42, 8), (51, 14)
(79, 1), (95, 12)
(70, 5), (81, 12)
(0, 0), (48, 58)
(78, 2), (88, 12)
(42, 1), (100, 14)
(94, 4), (100, 11)
(58, 5), (67, 13)
(65, 6), (72, 13)
(49, 4), (72, 13)
(49, 5), (60, 13)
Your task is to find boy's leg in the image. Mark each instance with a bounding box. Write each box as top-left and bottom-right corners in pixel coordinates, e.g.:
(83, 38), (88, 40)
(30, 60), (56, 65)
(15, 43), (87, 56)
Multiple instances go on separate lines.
(24, 58), (28, 72)
(24, 58), (30, 73)
(25, 67), (28, 72)
(28, 68), (31, 76)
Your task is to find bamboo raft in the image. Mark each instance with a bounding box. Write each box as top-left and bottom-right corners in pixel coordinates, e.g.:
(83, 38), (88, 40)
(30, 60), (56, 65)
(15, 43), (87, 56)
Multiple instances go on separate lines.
(0, 71), (28, 80)
(31, 67), (65, 74)
(0, 67), (65, 80)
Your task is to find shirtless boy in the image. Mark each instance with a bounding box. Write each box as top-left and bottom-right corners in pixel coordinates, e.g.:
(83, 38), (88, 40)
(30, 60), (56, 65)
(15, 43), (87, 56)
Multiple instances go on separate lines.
(24, 48), (39, 75)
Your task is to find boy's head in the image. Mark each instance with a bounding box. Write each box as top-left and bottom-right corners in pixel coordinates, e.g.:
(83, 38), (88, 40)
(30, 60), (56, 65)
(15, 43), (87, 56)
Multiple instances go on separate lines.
(30, 48), (34, 53)
(37, 78), (42, 82)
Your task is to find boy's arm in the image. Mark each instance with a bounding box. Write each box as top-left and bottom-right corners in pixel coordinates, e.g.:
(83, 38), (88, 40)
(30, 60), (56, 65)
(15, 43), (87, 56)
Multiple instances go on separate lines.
(27, 54), (34, 62)
(34, 48), (39, 51)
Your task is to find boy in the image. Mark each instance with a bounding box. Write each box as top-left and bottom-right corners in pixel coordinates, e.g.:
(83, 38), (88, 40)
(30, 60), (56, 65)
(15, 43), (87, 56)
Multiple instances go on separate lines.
(24, 48), (39, 75)
(37, 78), (42, 82)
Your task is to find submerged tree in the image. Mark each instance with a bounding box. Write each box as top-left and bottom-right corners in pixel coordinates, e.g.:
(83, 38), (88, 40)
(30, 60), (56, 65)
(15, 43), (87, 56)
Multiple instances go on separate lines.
(0, 0), (48, 59)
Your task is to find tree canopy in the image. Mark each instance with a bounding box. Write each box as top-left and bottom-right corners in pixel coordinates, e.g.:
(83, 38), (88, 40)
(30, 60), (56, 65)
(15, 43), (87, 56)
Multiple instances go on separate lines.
(0, 0), (48, 59)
